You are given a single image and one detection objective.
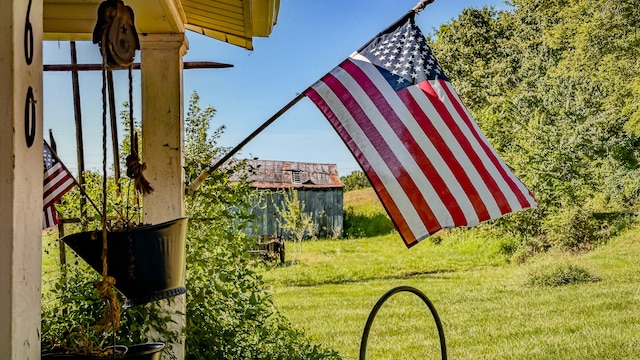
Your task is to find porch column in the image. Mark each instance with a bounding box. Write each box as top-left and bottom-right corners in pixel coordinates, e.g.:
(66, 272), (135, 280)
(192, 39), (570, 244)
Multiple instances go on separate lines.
(139, 33), (187, 360)
(0, 0), (44, 359)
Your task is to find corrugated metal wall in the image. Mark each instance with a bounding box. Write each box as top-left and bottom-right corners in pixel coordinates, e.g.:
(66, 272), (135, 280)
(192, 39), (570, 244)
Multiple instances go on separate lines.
(247, 188), (343, 239)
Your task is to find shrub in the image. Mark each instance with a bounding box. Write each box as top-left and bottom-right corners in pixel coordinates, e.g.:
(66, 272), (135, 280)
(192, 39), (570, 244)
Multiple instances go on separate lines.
(41, 261), (179, 355)
(185, 220), (340, 360)
(342, 189), (395, 238)
(527, 264), (600, 287)
(275, 189), (314, 242)
(543, 207), (603, 252)
(183, 92), (341, 359)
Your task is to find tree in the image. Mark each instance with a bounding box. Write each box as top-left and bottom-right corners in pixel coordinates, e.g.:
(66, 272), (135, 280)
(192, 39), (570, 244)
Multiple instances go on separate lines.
(429, 1), (640, 251)
(275, 189), (313, 241)
(182, 91), (340, 359)
(274, 189), (314, 262)
(340, 170), (370, 192)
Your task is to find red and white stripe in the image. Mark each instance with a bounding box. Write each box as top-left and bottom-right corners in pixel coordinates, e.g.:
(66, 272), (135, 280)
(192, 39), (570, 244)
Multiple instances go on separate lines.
(43, 205), (58, 229)
(306, 54), (536, 247)
(43, 161), (75, 208)
(43, 142), (76, 229)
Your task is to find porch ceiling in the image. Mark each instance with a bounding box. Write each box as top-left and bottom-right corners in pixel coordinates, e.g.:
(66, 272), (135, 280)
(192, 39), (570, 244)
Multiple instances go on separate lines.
(43, 0), (280, 50)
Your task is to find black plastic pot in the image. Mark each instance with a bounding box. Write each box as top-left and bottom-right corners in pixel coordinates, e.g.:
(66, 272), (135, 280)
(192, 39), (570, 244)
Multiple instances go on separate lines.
(62, 218), (188, 307)
(42, 342), (165, 359)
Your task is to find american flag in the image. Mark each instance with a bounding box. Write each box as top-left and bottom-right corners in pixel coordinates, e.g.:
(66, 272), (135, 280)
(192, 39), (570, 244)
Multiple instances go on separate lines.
(305, 13), (536, 247)
(43, 141), (76, 229)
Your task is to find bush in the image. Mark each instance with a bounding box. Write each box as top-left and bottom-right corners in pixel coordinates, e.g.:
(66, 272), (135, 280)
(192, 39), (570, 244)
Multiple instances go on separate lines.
(183, 92), (341, 359)
(41, 261), (179, 355)
(492, 203), (637, 262)
(275, 189), (314, 242)
(527, 264), (600, 287)
(543, 207), (603, 251)
(185, 220), (340, 360)
(342, 189), (395, 238)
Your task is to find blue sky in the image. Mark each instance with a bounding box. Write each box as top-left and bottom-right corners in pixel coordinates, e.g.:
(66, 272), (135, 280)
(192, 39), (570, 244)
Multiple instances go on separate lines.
(43, 0), (511, 177)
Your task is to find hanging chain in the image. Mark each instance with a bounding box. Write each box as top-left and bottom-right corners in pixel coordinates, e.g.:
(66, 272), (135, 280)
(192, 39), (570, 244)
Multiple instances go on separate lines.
(124, 65), (153, 195)
(100, 34), (109, 239)
(94, 30), (121, 335)
(128, 65), (135, 154)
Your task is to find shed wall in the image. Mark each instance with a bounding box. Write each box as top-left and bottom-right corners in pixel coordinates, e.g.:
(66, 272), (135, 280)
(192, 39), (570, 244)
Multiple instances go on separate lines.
(248, 188), (343, 239)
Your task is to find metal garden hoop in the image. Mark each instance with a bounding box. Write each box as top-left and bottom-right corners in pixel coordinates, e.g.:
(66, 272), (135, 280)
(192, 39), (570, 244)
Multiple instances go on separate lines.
(359, 286), (447, 360)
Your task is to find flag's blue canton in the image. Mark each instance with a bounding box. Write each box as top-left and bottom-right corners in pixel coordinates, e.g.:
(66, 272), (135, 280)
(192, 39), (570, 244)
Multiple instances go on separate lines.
(44, 145), (55, 171)
(359, 19), (449, 92)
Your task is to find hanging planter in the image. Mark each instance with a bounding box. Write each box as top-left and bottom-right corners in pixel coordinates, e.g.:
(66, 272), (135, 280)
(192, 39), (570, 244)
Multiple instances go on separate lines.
(62, 217), (188, 308)
(42, 1), (181, 358)
(42, 342), (165, 359)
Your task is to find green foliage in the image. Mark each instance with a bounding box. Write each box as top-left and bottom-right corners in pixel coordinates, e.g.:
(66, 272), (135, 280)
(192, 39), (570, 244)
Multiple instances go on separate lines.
(41, 260), (179, 355)
(342, 188), (395, 238)
(43, 91), (338, 359)
(542, 207), (603, 252)
(273, 189), (315, 263)
(182, 91), (340, 359)
(118, 102), (138, 165)
(185, 221), (338, 359)
(430, 0), (640, 251)
(275, 189), (314, 241)
(56, 172), (144, 231)
(343, 207), (395, 239)
(340, 170), (370, 192)
(527, 264), (600, 287)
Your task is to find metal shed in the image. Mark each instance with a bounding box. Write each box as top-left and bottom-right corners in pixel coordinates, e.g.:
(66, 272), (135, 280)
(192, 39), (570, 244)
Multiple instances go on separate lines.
(243, 159), (344, 239)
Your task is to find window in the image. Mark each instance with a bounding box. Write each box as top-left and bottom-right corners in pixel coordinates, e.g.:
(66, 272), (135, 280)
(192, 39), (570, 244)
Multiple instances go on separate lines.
(291, 170), (301, 184)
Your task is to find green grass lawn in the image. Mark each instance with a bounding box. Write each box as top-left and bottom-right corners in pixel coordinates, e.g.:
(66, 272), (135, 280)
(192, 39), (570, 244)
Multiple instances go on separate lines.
(43, 187), (640, 359)
(262, 227), (640, 359)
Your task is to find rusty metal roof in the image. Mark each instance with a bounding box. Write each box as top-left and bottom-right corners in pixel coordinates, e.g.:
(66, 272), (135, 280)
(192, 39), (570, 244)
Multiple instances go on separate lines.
(238, 159), (343, 189)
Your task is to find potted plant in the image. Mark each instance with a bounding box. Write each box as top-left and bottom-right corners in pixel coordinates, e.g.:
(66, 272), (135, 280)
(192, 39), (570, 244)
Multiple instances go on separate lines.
(40, 228), (183, 359)
(41, 1), (184, 356)
(62, 217), (188, 308)
(40, 258), (177, 359)
(41, 178), (184, 358)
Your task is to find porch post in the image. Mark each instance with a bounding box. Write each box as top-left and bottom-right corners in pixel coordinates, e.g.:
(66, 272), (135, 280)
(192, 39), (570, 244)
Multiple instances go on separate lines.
(0, 0), (44, 359)
(139, 33), (187, 360)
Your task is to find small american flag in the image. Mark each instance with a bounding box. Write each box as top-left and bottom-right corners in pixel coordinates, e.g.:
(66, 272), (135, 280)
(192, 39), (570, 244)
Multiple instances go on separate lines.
(43, 141), (76, 229)
(305, 13), (536, 247)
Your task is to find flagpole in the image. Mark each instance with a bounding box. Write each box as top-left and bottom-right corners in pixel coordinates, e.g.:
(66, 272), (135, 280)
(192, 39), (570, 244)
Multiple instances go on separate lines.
(185, 92), (306, 196)
(412, 0), (435, 13)
(355, 0), (435, 52)
(184, 0), (437, 196)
